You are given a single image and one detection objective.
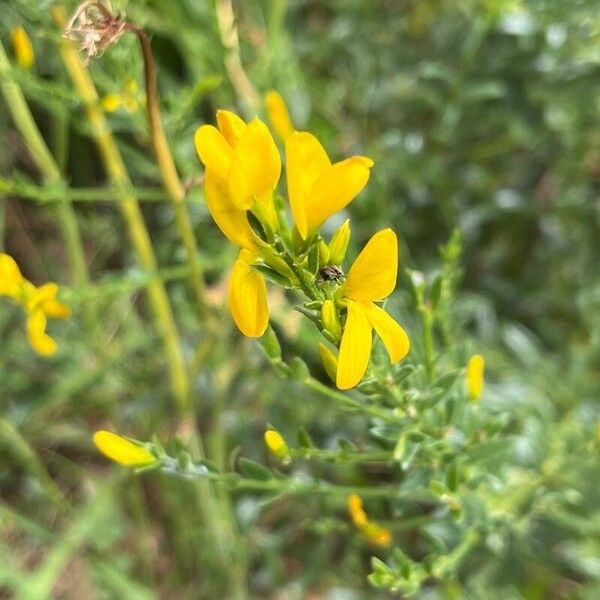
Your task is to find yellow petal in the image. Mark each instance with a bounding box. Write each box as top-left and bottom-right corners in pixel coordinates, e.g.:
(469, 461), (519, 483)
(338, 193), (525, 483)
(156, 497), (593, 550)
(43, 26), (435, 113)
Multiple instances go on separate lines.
(336, 300), (372, 390)
(347, 494), (368, 527)
(11, 26), (35, 70)
(204, 169), (256, 250)
(27, 282), (58, 312)
(363, 522), (392, 546)
(466, 354), (485, 401)
(42, 299), (71, 319)
(285, 131), (331, 239)
(216, 109), (247, 146)
(228, 119), (281, 211)
(362, 302), (410, 363)
(194, 125), (233, 180)
(265, 90), (294, 141)
(304, 156), (373, 237)
(26, 310), (57, 356)
(344, 229), (398, 302)
(228, 250), (269, 337)
(0, 253), (24, 298)
(93, 431), (156, 466)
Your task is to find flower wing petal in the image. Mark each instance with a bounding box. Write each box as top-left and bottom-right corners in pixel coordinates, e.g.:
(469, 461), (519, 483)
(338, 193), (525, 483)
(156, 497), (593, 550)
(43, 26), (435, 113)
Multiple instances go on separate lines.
(285, 131), (331, 239)
(0, 253), (24, 298)
(336, 300), (372, 390)
(93, 431), (156, 466)
(194, 125), (233, 179)
(363, 302), (410, 363)
(26, 309), (57, 356)
(228, 119), (281, 211)
(228, 251), (269, 337)
(304, 156), (373, 237)
(216, 110), (247, 146)
(205, 169), (256, 250)
(345, 228), (398, 302)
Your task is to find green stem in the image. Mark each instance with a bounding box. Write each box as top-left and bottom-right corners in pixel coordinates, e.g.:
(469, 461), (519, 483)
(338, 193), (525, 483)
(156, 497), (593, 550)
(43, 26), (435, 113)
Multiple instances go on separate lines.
(420, 302), (434, 381)
(0, 40), (89, 289)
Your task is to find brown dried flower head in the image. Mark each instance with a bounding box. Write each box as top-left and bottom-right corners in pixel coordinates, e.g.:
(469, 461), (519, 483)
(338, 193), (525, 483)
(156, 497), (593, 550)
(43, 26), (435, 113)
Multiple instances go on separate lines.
(64, 1), (127, 62)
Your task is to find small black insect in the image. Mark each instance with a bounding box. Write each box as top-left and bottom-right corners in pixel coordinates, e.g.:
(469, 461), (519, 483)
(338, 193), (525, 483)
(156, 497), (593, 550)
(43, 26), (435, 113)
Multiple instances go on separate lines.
(317, 265), (345, 284)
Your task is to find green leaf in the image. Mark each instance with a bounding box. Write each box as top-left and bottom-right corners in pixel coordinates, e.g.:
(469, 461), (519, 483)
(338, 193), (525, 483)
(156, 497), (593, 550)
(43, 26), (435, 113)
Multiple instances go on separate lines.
(238, 458), (272, 481)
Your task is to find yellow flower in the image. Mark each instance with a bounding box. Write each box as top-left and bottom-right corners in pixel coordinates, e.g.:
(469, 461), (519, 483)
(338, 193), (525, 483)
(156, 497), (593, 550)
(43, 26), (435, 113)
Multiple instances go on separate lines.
(196, 111), (284, 337)
(11, 26), (35, 70)
(347, 494), (392, 547)
(0, 253), (24, 299)
(466, 354), (485, 400)
(93, 431), (156, 466)
(101, 93), (121, 112)
(228, 249), (269, 338)
(0, 254), (70, 356)
(263, 429), (290, 459)
(265, 90), (294, 141)
(196, 113), (281, 214)
(285, 131), (374, 240)
(102, 79), (142, 113)
(336, 230), (410, 389)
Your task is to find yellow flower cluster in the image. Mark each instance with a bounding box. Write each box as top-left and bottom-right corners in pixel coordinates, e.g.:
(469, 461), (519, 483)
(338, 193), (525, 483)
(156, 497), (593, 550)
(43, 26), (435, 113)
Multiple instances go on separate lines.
(194, 93), (410, 389)
(0, 254), (70, 355)
(347, 493), (391, 546)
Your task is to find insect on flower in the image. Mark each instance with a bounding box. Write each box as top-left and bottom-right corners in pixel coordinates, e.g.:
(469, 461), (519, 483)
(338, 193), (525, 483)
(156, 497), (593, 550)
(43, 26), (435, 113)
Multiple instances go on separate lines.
(317, 265), (345, 284)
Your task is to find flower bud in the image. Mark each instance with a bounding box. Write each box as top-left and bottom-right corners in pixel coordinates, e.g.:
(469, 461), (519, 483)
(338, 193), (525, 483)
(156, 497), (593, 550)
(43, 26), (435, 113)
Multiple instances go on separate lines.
(319, 343), (338, 382)
(263, 429), (290, 460)
(265, 90), (294, 141)
(466, 354), (485, 401)
(318, 240), (330, 266)
(321, 300), (342, 342)
(11, 26), (35, 70)
(93, 431), (156, 466)
(328, 219), (351, 265)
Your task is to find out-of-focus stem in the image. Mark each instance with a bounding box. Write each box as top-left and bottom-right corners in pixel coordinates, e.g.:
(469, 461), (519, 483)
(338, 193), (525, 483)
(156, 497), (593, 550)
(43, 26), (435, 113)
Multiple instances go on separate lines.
(215, 0), (259, 114)
(130, 27), (208, 316)
(52, 5), (190, 416)
(0, 40), (89, 289)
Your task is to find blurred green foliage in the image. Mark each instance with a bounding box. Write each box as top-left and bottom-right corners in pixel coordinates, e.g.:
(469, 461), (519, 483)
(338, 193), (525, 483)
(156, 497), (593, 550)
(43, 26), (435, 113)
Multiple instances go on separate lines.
(1, 0), (599, 598)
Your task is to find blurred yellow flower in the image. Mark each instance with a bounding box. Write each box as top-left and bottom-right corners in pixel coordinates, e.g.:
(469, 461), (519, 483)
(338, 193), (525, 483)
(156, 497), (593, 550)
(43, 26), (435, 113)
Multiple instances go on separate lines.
(101, 79), (142, 113)
(11, 26), (35, 70)
(93, 431), (156, 466)
(0, 254), (70, 356)
(263, 429), (290, 459)
(319, 342), (339, 382)
(265, 90), (294, 141)
(336, 229), (410, 390)
(347, 494), (391, 547)
(467, 354), (485, 400)
(285, 131), (373, 240)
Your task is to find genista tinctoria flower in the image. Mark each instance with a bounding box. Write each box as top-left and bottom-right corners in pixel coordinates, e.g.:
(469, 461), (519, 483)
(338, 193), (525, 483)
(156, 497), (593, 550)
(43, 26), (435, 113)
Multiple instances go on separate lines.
(0, 254), (70, 355)
(347, 494), (392, 547)
(333, 229), (410, 389)
(195, 103), (409, 388)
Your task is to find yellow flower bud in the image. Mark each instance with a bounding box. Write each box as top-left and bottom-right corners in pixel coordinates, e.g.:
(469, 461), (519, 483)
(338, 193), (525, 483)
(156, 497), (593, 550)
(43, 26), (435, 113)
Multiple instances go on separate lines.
(321, 299), (342, 341)
(318, 240), (330, 266)
(265, 90), (294, 141)
(466, 354), (485, 401)
(328, 219), (351, 265)
(362, 522), (392, 547)
(93, 431), (156, 466)
(11, 26), (35, 70)
(263, 429), (290, 459)
(347, 494), (368, 527)
(319, 343), (338, 383)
